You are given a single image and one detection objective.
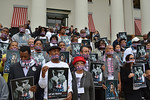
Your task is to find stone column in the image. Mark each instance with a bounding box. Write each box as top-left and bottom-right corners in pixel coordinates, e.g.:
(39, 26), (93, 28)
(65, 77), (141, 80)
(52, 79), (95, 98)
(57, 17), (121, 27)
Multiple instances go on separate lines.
(31, 0), (46, 31)
(111, 0), (125, 42)
(124, 0), (134, 35)
(74, 0), (88, 32)
(140, 0), (150, 35)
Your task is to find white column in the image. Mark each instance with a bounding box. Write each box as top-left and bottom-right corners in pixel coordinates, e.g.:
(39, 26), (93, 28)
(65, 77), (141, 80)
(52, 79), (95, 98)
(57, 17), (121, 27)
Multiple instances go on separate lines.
(111, 0), (125, 42)
(31, 0), (46, 31)
(74, 0), (88, 31)
(140, 0), (150, 35)
(124, 0), (134, 35)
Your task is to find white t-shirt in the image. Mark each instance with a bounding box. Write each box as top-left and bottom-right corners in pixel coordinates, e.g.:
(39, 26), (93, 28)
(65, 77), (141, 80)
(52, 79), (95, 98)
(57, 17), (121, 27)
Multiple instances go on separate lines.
(75, 72), (83, 88)
(25, 29), (31, 35)
(84, 60), (89, 71)
(0, 39), (9, 43)
(46, 31), (55, 42)
(38, 61), (72, 99)
(75, 72), (83, 100)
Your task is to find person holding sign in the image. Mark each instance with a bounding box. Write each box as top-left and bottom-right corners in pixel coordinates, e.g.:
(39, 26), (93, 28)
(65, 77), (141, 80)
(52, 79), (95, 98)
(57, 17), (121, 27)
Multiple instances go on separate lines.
(39, 46), (72, 100)
(120, 54), (144, 100)
(8, 46), (42, 100)
(71, 56), (95, 100)
(0, 74), (9, 100)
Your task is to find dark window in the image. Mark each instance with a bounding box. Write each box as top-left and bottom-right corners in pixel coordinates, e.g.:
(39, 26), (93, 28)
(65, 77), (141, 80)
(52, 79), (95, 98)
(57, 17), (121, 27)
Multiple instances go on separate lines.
(133, 0), (140, 9)
(46, 13), (68, 27)
(88, 0), (92, 2)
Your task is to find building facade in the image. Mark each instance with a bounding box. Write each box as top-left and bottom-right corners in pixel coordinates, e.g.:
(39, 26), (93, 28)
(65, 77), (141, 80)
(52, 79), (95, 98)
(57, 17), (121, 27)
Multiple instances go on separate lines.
(0, 0), (150, 41)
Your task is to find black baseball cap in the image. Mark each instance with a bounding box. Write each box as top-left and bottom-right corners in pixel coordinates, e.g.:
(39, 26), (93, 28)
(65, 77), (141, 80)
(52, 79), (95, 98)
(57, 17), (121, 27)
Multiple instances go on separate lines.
(48, 46), (61, 51)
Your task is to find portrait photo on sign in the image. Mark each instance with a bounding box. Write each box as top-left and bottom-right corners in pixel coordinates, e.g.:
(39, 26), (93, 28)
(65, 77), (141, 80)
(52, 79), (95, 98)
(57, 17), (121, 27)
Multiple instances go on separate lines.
(40, 39), (47, 50)
(71, 43), (81, 57)
(48, 68), (68, 99)
(60, 51), (69, 63)
(132, 64), (146, 89)
(31, 52), (45, 66)
(133, 64), (145, 83)
(0, 42), (9, 54)
(105, 80), (119, 100)
(90, 62), (103, 87)
(82, 40), (90, 46)
(99, 37), (109, 46)
(61, 36), (71, 47)
(118, 32), (127, 40)
(10, 76), (34, 100)
(4, 50), (20, 73)
(90, 53), (98, 62)
(136, 45), (147, 63)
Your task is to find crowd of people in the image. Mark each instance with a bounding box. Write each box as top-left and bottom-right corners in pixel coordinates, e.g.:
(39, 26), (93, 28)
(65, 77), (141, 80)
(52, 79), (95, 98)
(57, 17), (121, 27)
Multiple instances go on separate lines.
(0, 21), (150, 100)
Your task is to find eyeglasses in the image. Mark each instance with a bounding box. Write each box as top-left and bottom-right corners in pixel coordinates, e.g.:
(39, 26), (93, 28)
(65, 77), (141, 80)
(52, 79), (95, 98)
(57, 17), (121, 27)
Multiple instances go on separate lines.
(129, 58), (134, 59)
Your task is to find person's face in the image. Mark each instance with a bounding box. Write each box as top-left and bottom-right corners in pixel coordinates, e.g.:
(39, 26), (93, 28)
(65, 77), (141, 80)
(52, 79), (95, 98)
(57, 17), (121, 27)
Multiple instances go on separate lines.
(41, 28), (45, 32)
(138, 67), (141, 71)
(110, 84), (114, 88)
(61, 28), (65, 34)
(1, 28), (9, 35)
(0, 24), (2, 28)
(99, 42), (105, 47)
(72, 37), (78, 43)
(106, 45), (114, 53)
(22, 80), (29, 87)
(9, 42), (18, 50)
(19, 26), (25, 29)
(92, 55), (95, 59)
(59, 42), (66, 49)
(80, 47), (89, 55)
(12, 54), (16, 59)
(34, 41), (43, 48)
(96, 65), (101, 70)
(27, 21), (30, 25)
(143, 35), (147, 40)
(61, 55), (64, 59)
(28, 39), (34, 45)
(146, 70), (150, 79)
(115, 45), (120, 50)
(95, 31), (99, 34)
(132, 42), (140, 48)
(80, 30), (86, 34)
(75, 29), (78, 32)
(74, 61), (85, 68)
(52, 37), (57, 41)
(120, 40), (126, 46)
(56, 71), (64, 78)
(146, 43), (150, 49)
(129, 55), (135, 63)
(49, 49), (60, 57)
(20, 51), (30, 60)
(117, 38), (120, 42)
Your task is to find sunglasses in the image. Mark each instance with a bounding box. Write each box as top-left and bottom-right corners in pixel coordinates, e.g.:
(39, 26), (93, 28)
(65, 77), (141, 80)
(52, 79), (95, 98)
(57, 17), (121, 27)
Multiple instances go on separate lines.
(129, 58), (134, 59)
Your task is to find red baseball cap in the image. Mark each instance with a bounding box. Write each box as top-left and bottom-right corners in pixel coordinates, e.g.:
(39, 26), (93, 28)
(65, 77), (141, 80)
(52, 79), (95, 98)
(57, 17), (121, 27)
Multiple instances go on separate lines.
(72, 56), (86, 65)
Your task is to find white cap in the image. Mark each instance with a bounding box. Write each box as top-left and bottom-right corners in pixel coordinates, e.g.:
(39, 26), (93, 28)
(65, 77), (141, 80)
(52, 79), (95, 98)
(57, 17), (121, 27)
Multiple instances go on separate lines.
(132, 37), (140, 42)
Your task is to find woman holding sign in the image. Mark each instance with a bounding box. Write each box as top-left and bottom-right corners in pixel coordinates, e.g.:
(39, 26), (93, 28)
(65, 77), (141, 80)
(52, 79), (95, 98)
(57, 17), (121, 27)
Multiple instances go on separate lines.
(71, 56), (95, 100)
(120, 54), (143, 100)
